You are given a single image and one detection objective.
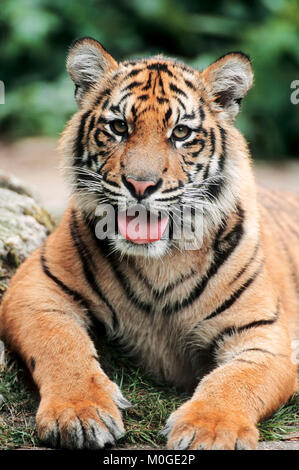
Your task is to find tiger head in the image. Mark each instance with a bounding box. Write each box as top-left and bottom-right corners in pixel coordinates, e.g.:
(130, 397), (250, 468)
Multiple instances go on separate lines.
(60, 37), (253, 258)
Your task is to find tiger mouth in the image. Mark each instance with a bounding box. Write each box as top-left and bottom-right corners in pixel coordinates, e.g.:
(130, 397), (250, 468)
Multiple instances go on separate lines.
(117, 208), (169, 244)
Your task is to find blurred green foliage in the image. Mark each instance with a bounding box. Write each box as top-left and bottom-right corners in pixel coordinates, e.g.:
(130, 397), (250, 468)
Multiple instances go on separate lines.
(0, 0), (299, 159)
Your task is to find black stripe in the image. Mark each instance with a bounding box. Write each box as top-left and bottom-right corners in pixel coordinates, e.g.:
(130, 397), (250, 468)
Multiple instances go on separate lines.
(180, 65), (195, 74)
(132, 266), (197, 300)
(73, 110), (92, 167)
(174, 96), (186, 112)
(163, 108), (172, 126)
(87, 114), (96, 136)
(217, 125), (227, 170)
(157, 97), (169, 104)
(30, 357), (36, 372)
(97, 117), (109, 125)
(184, 79), (196, 90)
(182, 155), (196, 166)
(161, 182), (183, 194)
(117, 92), (133, 107)
(182, 137), (203, 148)
(142, 72), (152, 90)
(169, 83), (187, 98)
(99, 244), (155, 314)
(205, 174), (224, 200)
(121, 81), (143, 92)
(138, 94), (149, 101)
(215, 312), (279, 343)
(101, 185), (122, 199)
(204, 262), (264, 321)
(203, 128), (216, 180)
(155, 195), (180, 203)
(199, 106), (205, 122)
(181, 111), (196, 121)
(93, 87), (111, 107)
(201, 303), (280, 370)
(127, 68), (143, 78)
(158, 76), (165, 95)
(86, 151), (102, 170)
(192, 125), (208, 137)
(102, 175), (121, 188)
(70, 211), (119, 330)
(102, 97), (111, 110)
(101, 129), (115, 140)
(195, 163), (204, 173)
(190, 149), (203, 158)
(109, 105), (120, 114)
(131, 104), (137, 121)
(230, 241), (260, 284)
(40, 245), (91, 312)
(147, 63), (174, 76)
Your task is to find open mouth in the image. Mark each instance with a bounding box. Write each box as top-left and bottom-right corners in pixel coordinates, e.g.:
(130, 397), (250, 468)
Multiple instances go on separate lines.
(117, 209), (169, 244)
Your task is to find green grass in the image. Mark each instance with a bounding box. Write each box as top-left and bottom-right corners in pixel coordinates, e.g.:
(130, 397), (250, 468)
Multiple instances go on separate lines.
(0, 340), (298, 449)
(0, 358), (39, 449)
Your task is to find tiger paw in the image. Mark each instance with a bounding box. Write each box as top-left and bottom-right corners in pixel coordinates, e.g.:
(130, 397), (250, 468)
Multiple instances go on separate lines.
(37, 378), (131, 449)
(161, 400), (259, 450)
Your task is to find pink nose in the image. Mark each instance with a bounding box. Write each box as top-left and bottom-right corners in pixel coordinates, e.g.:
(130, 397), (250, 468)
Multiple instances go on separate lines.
(126, 178), (156, 196)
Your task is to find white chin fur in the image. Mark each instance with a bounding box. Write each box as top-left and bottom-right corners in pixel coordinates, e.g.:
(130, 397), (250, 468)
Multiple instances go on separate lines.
(109, 237), (170, 259)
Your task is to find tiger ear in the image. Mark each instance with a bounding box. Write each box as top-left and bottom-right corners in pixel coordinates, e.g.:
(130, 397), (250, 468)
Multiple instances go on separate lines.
(201, 52), (253, 121)
(67, 37), (118, 106)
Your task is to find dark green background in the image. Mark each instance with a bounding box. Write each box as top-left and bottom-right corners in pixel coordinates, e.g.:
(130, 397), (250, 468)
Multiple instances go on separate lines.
(0, 0), (299, 160)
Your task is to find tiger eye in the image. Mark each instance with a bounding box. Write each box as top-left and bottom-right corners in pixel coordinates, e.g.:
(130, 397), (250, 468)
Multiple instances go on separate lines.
(110, 120), (128, 136)
(172, 125), (191, 141)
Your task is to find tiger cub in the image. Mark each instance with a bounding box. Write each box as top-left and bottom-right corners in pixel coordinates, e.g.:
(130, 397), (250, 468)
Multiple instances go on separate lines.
(0, 37), (298, 450)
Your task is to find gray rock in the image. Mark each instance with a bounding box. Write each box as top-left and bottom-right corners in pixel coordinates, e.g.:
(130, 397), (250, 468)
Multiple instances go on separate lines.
(0, 339), (4, 367)
(257, 440), (299, 450)
(0, 171), (55, 302)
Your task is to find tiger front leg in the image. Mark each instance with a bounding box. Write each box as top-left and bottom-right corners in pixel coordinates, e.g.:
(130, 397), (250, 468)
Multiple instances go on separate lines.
(0, 253), (130, 449)
(33, 315), (130, 449)
(35, 325), (130, 450)
(162, 322), (297, 450)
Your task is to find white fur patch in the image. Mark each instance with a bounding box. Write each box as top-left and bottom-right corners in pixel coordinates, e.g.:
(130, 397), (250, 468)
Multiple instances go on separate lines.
(68, 44), (109, 85)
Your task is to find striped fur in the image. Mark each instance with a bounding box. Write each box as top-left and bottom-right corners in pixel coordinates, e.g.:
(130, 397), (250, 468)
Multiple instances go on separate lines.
(0, 38), (298, 450)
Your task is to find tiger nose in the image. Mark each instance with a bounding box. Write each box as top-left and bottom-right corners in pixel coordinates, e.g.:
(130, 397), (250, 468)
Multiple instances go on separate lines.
(122, 176), (161, 200)
(127, 178), (156, 196)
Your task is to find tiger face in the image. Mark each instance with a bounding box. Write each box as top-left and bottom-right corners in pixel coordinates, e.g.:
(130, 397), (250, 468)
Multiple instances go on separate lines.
(61, 37), (253, 258)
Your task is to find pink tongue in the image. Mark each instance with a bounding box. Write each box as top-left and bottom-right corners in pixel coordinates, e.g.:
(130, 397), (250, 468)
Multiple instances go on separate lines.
(117, 211), (168, 244)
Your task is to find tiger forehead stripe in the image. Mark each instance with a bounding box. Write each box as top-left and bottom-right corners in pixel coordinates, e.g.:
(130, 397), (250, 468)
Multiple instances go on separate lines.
(121, 80), (144, 92)
(89, 64), (202, 128)
(169, 83), (188, 98)
(146, 62), (174, 76)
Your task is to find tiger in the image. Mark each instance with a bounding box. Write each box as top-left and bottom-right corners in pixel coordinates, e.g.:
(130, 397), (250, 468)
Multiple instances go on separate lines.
(0, 37), (298, 450)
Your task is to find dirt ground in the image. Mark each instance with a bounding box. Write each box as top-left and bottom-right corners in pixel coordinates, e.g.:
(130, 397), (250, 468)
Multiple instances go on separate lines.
(0, 137), (298, 219)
